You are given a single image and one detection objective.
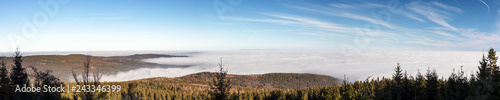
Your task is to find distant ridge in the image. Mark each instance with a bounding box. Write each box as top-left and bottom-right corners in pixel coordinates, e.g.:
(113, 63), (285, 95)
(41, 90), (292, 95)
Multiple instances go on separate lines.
(1, 54), (189, 82)
(110, 54), (188, 61)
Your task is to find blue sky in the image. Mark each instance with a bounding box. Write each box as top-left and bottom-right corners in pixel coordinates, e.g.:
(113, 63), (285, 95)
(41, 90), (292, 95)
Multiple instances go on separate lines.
(1, 0), (500, 52)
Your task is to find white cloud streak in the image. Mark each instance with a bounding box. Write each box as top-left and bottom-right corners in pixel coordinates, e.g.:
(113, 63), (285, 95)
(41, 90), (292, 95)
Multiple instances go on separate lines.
(227, 13), (396, 39)
(289, 5), (396, 29)
(432, 2), (463, 14)
(329, 3), (385, 9)
(432, 31), (457, 38)
(406, 1), (461, 31)
(329, 3), (354, 8)
(227, 1), (500, 49)
(400, 12), (426, 22)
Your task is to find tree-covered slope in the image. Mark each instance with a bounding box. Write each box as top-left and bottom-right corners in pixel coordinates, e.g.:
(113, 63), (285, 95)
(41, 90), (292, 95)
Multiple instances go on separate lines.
(135, 72), (340, 89)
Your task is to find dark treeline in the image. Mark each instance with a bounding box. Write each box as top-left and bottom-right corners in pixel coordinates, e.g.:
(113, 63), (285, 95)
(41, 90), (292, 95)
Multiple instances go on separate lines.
(3, 48), (500, 100)
(0, 48), (66, 100)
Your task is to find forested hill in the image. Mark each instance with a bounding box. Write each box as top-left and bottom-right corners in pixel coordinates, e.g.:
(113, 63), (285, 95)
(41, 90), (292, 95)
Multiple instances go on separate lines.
(134, 72), (340, 89)
(1, 54), (189, 82)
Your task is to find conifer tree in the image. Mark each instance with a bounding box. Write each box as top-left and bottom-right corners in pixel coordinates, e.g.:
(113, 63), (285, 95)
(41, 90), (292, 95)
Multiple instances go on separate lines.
(488, 48), (499, 75)
(0, 57), (9, 85)
(401, 71), (414, 99)
(393, 63), (403, 84)
(471, 53), (494, 99)
(445, 66), (469, 100)
(477, 54), (491, 81)
(9, 48), (29, 86)
(414, 70), (426, 100)
(210, 58), (231, 100)
(0, 56), (13, 99)
(391, 63), (403, 100)
(487, 48), (500, 99)
(425, 68), (438, 100)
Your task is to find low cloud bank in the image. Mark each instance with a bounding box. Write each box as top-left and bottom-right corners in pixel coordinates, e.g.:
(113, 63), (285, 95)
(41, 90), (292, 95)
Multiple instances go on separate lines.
(99, 67), (212, 82)
(100, 50), (483, 82)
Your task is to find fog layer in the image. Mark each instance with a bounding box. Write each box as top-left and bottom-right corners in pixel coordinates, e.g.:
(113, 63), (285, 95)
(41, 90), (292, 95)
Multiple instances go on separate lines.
(99, 50), (483, 82)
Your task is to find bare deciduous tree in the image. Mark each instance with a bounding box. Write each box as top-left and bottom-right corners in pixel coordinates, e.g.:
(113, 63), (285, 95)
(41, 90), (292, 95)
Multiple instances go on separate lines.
(72, 55), (106, 100)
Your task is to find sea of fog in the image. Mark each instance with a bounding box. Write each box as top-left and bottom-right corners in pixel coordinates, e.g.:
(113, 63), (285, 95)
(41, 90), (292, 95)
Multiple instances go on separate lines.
(6, 50), (484, 82)
(96, 50), (483, 82)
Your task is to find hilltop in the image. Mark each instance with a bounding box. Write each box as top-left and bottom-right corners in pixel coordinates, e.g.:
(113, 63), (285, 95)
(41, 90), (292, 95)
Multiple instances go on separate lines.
(1, 54), (189, 82)
(133, 72), (340, 89)
(61, 72), (341, 99)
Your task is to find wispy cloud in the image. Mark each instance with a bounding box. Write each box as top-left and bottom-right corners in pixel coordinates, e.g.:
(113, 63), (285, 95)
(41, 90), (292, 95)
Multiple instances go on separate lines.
(288, 4), (397, 29)
(329, 3), (354, 8)
(432, 2), (463, 14)
(325, 1), (500, 49)
(406, 40), (457, 47)
(406, 1), (461, 31)
(299, 31), (349, 38)
(432, 31), (457, 38)
(339, 13), (396, 29)
(329, 3), (385, 9)
(225, 17), (300, 25)
(457, 29), (500, 48)
(226, 1), (499, 50)
(328, 2), (427, 23)
(229, 13), (397, 39)
(226, 15), (352, 39)
(400, 26), (500, 49)
(400, 11), (426, 22)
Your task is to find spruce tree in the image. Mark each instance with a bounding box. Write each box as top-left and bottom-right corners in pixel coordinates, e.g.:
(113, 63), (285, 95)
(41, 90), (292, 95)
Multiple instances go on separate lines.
(446, 66), (469, 100)
(393, 63), (403, 84)
(401, 71), (414, 99)
(487, 48), (500, 99)
(477, 54), (491, 81)
(9, 48), (29, 86)
(425, 68), (438, 100)
(471, 53), (494, 99)
(210, 58), (231, 100)
(391, 63), (403, 100)
(488, 48), (499, 74)
(414, 70), (426, 100)
(0, 56), (12, 99)
(0, 57), (10, 85)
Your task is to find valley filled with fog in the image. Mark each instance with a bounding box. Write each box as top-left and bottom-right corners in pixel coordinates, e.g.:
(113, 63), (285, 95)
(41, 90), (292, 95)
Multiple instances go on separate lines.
(73, 50), (484, 82)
